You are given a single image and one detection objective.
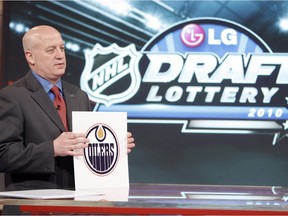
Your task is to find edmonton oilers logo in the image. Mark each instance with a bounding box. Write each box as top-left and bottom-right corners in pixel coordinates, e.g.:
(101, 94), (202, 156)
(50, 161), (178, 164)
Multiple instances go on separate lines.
(83, 124), (119, 175)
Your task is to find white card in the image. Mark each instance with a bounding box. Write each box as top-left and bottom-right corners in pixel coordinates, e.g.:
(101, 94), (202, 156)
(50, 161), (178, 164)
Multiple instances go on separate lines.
(72, 111), (129, 190)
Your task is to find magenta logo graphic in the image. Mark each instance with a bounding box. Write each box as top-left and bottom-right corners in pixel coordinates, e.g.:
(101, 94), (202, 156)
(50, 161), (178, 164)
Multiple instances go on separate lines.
(181, 24), (205, 47)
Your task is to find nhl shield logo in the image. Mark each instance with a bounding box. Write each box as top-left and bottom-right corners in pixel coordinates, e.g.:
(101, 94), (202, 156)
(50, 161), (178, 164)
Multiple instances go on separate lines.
(80, 43), (141, 106)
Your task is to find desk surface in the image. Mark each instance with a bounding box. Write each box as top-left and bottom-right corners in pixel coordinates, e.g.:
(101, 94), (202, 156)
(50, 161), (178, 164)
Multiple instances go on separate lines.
(1, 183), (288, 215)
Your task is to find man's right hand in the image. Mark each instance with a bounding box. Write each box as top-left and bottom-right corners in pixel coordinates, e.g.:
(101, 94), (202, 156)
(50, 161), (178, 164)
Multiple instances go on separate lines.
(53, 132), (90, 157)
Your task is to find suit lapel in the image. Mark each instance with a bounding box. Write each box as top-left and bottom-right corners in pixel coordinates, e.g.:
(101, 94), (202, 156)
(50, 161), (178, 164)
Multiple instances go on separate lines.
(25, 71), (66, 132)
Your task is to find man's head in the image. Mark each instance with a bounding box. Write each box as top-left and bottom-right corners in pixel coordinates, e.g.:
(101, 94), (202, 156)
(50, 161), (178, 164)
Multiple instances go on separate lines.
(22, 25), (66, 84)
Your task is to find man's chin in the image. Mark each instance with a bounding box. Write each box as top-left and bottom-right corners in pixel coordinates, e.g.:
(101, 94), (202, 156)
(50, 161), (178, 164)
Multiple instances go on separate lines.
(56, 70), (66, 77)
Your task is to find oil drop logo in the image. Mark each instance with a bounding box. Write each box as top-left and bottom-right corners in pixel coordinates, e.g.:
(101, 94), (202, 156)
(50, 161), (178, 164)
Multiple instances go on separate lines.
(83, 123), (119, 176)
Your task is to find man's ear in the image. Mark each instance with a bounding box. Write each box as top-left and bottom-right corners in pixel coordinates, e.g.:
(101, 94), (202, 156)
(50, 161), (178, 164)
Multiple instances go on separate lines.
(25, 51), (35, 65)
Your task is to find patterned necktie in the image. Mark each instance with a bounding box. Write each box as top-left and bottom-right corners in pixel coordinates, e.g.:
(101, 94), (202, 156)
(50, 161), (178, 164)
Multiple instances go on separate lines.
(50, 86), (68, 131)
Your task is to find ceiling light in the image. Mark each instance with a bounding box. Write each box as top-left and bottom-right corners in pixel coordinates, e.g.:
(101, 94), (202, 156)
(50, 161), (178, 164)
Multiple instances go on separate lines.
(95, 0), (131, 16)
(279, 18), (288, 31)
(146, 14), (162, 30)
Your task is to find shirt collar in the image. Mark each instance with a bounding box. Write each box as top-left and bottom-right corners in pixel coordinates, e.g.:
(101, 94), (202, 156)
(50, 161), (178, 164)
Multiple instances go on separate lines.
(31, 71), (63, 93)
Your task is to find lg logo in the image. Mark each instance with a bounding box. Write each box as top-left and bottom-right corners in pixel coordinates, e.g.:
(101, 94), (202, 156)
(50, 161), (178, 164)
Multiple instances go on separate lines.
(181, 24), (205, 47)
(181, 24), (237, 47)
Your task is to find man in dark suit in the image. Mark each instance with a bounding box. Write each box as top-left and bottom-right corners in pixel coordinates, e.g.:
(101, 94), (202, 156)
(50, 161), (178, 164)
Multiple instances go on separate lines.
(0, 25), (135, 191)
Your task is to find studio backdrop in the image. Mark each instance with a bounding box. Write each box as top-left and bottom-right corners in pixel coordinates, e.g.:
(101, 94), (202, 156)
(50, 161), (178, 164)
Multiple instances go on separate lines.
(2, 0), (288, 186)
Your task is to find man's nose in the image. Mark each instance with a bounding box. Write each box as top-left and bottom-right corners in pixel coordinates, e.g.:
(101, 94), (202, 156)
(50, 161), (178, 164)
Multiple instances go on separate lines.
(55, 48), (65, 58)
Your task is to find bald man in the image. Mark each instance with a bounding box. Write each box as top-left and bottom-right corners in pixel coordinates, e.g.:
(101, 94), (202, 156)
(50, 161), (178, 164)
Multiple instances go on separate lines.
(0, 25), (135, 191)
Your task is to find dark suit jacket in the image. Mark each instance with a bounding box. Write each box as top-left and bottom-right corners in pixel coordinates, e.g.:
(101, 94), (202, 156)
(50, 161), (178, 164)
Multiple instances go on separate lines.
(0, 71), (90, 190)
